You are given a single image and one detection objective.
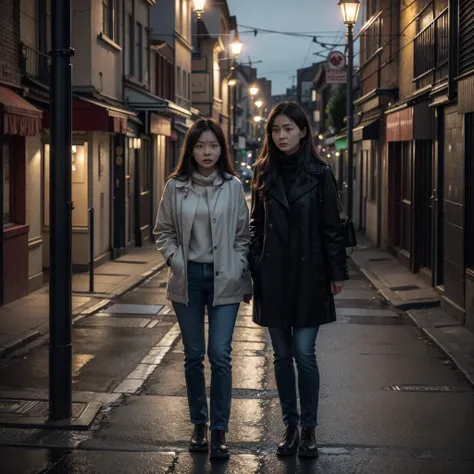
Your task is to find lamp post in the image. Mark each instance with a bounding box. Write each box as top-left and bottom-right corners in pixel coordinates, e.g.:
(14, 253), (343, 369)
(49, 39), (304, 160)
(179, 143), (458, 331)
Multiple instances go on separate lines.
(49, 0), (74, 421)
(228, 30), (243, 171)
(338, 0), (360, 220)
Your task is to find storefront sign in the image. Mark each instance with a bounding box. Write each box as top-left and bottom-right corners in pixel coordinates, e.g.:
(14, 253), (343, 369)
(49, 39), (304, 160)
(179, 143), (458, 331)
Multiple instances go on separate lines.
(326, 51), (347, 85)
(150, 114), (171, 136)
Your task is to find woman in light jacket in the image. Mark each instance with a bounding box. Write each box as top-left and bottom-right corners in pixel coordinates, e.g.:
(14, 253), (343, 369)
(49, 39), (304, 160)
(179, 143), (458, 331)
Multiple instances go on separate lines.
(154, 118), (252, 460)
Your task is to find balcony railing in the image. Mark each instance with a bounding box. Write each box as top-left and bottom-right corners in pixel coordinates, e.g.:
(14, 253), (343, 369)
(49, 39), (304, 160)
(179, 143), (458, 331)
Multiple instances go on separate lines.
(413, 7), (449, 87)
(21, 43), (50, 86)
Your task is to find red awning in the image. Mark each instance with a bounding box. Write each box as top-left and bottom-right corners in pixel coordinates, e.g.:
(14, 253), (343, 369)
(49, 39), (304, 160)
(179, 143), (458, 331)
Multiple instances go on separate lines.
(42, 97), (130, 134)
(0, 86), (42, 136)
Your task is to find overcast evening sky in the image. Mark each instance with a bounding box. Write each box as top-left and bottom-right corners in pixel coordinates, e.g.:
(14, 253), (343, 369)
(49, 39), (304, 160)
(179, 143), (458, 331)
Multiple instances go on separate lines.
(227, 0), (363, 94)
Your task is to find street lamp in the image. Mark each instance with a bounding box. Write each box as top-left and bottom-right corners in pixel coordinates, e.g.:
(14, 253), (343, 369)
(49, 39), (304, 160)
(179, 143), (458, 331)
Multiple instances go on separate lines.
(338, 0), (361, 25)
(249, 86), (259, 97)
(230, 30), (243, 58)
(255, 99), (263, 109)
(192, 0), (206, 19)
(254, 116), (263, 123)
(339, 0), (360, 220)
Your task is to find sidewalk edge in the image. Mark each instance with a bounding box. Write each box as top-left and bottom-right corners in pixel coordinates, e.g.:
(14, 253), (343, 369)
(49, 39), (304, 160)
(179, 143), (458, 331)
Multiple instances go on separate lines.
(406, 311), (474, 387)
(350, 255), (440, 310)
(0, 261), (167, 358)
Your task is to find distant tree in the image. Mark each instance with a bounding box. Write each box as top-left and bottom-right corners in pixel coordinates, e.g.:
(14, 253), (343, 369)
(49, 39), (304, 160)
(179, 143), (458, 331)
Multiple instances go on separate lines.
(326, 86), (346, 133)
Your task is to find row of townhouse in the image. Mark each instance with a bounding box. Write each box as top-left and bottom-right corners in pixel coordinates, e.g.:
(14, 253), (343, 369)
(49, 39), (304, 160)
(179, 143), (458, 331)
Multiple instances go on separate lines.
(336, 0), (474, 331)
(0, 0), (268, 305)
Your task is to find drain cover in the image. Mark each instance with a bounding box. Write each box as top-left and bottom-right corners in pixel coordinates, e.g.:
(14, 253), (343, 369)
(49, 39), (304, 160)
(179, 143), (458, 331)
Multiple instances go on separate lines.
(0, 400), (85, 417)
(390, 285), (420, 292)
(383, 385), (470, 393)
(0, 399), (101, 429)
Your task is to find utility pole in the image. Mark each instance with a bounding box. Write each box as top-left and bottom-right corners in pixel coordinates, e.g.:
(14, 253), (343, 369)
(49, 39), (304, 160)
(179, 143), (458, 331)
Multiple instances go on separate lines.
(49, 0), (74, 421)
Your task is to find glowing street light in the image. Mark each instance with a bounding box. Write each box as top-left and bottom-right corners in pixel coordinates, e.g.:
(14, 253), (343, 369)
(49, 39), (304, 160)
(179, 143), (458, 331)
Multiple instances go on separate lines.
(249, 86), (259, 97)
(230, 30), (243, 57)
(254, 116), (263, 123)
(255, 100), (263, 108)
(338, 0), (361, 25)
(192, 0), (206, 19)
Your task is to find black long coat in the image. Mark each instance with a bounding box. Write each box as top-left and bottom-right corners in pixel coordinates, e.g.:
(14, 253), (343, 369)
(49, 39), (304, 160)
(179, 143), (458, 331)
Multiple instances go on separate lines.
(249, 161), (349, 328)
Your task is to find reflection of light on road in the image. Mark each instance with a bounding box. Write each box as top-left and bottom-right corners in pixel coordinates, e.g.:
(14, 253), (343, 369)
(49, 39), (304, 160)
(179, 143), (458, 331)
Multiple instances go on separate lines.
(72, 354), (95, 377)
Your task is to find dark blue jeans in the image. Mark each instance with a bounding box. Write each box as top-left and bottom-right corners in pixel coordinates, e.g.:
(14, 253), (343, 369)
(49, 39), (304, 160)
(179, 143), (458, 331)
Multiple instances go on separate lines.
(172, 262), (239, 432)
(268, 326), (320, 427)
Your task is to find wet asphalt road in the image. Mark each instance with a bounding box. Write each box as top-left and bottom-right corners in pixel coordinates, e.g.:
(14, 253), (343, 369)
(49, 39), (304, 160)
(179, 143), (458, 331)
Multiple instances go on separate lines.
(1, 265), (474, 473)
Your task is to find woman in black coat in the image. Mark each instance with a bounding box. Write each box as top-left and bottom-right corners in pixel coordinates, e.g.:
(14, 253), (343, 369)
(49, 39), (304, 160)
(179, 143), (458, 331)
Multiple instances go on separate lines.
(249, 101), (348, 458)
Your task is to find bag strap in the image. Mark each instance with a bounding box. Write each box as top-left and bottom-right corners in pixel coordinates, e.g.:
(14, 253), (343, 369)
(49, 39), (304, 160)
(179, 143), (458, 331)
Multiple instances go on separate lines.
(327, 168), (347, 219)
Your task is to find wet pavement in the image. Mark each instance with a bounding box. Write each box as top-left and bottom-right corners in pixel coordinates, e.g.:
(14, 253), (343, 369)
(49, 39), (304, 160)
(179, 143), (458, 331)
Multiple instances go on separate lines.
(1, 265), (474, 473)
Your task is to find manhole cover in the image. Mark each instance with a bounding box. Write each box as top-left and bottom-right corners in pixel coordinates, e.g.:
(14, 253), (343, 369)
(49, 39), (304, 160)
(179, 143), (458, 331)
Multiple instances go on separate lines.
(0, 400), (86, 417)
(390, 285), (420, 292)
(383, 385), (470, 393)
(105, 304), (163, 315)
(368, 258), (390, 262)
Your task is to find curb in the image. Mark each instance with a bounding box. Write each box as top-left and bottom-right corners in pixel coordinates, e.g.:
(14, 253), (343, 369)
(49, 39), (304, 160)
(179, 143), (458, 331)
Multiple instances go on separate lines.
(0, 261), (167, 358)
(352, 257), (440, 311)
(406, 310), (474, 388)
(0, 330), (41, 358)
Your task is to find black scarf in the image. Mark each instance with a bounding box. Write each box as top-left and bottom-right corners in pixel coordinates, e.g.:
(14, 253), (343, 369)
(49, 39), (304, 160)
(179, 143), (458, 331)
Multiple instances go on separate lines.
(279, 149), (300, 195)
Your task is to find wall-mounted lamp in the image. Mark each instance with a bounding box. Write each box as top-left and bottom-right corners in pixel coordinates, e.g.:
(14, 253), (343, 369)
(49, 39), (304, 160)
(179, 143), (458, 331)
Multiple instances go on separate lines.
(129, 138), (142, 149)
(192, 0), (206, 19)
(71, 145), (77, 173)
(230, 30), (243, 58)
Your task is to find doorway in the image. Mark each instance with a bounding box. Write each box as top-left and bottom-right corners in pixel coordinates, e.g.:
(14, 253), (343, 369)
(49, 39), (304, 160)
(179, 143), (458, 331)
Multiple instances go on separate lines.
(414, 140), (433, 274)
(112, 134), (126, 257)
(388, 142), (402, 253)
(433, 111), (444, 287)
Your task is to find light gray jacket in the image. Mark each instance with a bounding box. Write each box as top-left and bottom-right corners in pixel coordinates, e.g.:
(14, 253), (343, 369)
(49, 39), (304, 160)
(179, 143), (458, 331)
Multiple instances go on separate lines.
(153, 173), (252, 306)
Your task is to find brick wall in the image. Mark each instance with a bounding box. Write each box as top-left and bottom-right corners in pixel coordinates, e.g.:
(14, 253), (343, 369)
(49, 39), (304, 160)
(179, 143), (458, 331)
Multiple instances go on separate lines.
(0, 0), (21, 85)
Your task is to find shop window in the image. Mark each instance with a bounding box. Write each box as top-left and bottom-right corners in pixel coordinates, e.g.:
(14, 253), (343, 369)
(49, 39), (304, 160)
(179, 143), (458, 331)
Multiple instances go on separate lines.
(3, 141), (11, 225)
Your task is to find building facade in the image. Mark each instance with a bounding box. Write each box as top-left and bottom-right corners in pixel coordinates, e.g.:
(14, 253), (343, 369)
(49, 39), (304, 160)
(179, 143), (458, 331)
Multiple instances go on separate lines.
(1, 0), (43, 303)
(191, 0), (235, 142)
(150, 0), (194, 172)
(353, 0), (474, 331)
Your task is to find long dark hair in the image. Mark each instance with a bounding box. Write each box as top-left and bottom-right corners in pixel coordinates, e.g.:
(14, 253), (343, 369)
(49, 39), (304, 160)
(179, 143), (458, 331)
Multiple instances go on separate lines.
(252, 101), (326, 198)
(168, 118), (236, 180)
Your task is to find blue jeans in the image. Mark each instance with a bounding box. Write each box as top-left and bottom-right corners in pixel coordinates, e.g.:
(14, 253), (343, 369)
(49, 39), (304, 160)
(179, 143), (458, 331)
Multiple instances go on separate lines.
(172, 262), (239, 432)
(268, 326), (320, 427)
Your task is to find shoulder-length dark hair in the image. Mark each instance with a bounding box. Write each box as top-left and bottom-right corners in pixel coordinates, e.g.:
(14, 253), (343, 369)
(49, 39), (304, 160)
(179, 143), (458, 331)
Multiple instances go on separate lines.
(252, 101), (326, 198)
(168, 118), (236, 180)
